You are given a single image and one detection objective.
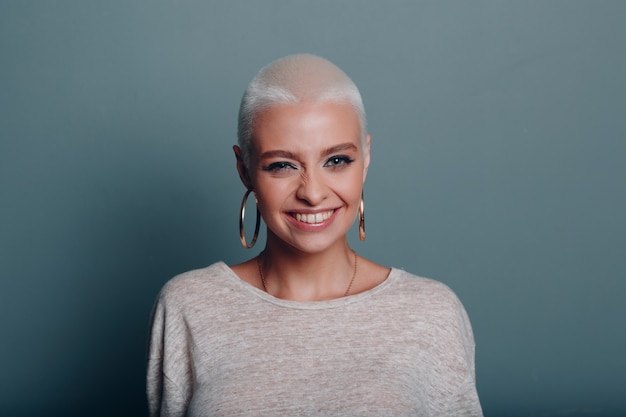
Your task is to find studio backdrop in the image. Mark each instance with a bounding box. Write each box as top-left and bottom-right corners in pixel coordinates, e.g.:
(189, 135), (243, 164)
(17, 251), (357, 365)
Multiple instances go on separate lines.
(1, 1), (625, 416)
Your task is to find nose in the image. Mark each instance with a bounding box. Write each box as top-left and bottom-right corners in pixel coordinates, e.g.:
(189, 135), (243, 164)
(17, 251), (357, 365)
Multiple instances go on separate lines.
(295, 171), (328, 206)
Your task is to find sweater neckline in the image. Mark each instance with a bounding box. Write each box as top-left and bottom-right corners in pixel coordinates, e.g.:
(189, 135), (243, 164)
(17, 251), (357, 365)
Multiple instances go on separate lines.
(216, 262), (398, 310)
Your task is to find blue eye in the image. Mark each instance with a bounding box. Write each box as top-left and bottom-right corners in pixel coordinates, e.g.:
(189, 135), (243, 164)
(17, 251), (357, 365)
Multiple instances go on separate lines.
(262, 161), (296, 172)
(324, 155), (354, 168)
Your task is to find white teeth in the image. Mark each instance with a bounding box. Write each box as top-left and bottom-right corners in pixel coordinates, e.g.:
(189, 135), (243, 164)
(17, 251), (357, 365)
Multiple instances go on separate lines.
(295, 210), (334, 224)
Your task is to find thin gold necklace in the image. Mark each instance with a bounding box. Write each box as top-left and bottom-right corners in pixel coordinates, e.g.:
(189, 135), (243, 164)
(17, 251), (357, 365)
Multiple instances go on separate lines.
(257, 250), (358, 298)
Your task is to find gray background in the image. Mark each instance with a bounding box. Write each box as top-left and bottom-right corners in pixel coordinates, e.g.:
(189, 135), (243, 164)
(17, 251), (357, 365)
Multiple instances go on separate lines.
(1, 1), (625, 416)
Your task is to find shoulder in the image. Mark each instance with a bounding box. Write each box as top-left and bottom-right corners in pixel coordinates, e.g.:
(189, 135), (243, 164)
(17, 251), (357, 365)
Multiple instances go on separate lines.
(156, 262), (236, 308)
(387, 269), (472, 324)
(390, 268), (461, 303)
(387, 268), (476, 344)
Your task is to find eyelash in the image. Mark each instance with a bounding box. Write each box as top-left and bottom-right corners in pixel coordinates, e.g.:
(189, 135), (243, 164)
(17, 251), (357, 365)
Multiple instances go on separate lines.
(262, 161), (296, 172)
(324, 155), (354, 168)
(262, 155), (354, 172)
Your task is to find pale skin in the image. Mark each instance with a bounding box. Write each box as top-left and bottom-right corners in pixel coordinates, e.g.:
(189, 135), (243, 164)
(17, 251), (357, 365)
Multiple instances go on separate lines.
(232, 101), (390, 302)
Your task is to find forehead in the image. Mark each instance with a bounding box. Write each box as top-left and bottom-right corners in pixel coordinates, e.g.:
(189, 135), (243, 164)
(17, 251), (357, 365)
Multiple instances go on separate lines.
(251, 102), (361, 152)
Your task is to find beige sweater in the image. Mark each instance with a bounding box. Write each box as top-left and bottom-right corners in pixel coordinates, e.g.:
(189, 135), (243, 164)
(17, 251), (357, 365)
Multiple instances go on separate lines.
(147, 262), (482, 416)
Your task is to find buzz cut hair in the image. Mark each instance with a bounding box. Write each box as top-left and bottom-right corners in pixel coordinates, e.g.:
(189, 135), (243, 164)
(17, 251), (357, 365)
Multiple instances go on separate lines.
(237, 54), (367, 167)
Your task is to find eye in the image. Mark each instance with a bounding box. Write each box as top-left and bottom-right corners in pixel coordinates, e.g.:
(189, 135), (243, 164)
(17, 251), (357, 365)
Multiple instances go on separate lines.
(324, 155), (354, 168)
(262, 161), (297, 172)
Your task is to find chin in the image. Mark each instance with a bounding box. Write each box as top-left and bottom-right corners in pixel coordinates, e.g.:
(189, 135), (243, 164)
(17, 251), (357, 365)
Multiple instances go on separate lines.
(288, 232), (352, 254)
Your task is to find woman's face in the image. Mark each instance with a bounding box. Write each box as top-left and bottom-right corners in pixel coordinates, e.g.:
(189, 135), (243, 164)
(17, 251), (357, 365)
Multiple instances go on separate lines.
(238, 101), (370, 254)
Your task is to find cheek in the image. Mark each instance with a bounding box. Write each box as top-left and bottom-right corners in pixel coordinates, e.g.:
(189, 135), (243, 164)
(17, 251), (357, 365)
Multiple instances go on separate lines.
(338, 176), (364, 203)
(254, 180), (290, 212)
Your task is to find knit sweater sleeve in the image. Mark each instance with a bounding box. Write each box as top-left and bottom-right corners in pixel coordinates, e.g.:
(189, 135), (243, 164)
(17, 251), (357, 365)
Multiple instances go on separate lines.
(146, 281), (194, 417)
(439, 289), (482, 416)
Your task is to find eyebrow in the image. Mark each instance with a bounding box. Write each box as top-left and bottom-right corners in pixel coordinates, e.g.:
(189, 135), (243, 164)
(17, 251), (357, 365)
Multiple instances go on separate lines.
(321, 143), (359, 156)
(258, 150), (298, 160)
(259, 143), (359, 160)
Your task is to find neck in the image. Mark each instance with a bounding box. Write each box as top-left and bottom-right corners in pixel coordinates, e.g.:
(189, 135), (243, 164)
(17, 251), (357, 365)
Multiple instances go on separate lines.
(259, 236), (356, 301)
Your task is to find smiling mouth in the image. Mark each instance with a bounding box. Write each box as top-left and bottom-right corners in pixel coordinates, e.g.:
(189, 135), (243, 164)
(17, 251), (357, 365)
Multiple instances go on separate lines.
(292, 210), (335, 224)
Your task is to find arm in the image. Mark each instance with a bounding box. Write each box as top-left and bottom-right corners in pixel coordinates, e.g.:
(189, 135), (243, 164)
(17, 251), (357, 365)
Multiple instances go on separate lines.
(146, 289), (193, 417)
(441, 292), (483, 416)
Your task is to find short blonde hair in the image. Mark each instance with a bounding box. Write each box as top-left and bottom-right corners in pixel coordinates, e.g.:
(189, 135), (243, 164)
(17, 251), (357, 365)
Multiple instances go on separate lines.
(237, 54), (367, 167)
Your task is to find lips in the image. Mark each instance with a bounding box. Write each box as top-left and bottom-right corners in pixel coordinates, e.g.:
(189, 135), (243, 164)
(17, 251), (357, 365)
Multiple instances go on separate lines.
(292, 210), (335, 224)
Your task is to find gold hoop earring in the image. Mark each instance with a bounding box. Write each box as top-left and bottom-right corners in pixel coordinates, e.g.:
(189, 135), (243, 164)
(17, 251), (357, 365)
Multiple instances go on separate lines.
(239, 189), (260, 249)
(359, 191), (365, 241)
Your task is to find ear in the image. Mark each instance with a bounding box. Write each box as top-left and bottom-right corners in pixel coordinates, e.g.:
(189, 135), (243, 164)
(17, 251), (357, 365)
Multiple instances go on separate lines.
(233, 145), (254, 190)
(362, 134), (371, 182)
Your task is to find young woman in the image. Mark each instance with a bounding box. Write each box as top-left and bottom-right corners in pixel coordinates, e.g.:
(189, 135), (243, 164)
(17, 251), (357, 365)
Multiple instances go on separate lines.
(147, 54), (482, 416)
